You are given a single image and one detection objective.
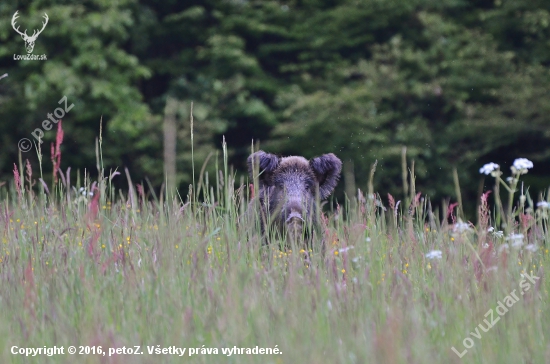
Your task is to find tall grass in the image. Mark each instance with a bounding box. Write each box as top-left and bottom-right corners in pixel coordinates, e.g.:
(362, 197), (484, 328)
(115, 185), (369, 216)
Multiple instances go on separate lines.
(0, 128), (548, 363)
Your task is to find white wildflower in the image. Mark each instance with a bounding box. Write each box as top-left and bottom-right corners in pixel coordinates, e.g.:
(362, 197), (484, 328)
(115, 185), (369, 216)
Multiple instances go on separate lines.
(506, 233), (524, 248)
(479, 162), (499, 175)
(365, 237), (371, 242)
(453, 221), (472, 233)
(513, 158), (533, 170)
(498, 244), (509, 253)
(536, 201), (549, 209)
(507, 233), (524, 241)
(488, 227), (504, 238)
(78, 187), (93, 197)
(525, 244), (538, 253)
(338, 246), (354, 253)
(512, 158), (533, 174)
(425, 250), (442, 260)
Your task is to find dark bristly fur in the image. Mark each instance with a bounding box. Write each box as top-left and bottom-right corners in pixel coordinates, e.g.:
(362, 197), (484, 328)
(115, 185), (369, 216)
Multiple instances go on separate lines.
(247, 150), (342, 251)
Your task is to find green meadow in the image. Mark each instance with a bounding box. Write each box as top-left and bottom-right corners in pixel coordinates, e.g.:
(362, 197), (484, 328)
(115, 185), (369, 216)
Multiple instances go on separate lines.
(0, 146), (548, 364)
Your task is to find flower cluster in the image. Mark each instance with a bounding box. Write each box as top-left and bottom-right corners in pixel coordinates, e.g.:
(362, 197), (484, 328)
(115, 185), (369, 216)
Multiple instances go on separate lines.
(453, 221), (472, 233)
(479, 163), (499, 176)
(478, 158), (549, 208)
(78, 187), (94, 197)
(487, 226), (504, 238)
(512, 158), (534, 173)
(506, 233), (524, 248)
(479, 158), (533, 177)
(425, 250), (442, 260)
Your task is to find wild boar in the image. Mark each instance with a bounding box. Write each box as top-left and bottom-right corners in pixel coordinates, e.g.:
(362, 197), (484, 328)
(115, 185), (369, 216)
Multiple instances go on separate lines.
(247, 150), (342, 251)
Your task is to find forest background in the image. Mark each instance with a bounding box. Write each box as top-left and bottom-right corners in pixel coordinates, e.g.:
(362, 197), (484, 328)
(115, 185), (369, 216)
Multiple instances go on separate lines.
(1, 0), (549, 217)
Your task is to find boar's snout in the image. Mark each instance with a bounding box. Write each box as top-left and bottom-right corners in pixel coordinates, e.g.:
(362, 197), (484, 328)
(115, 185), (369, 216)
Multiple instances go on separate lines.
(283, 201), (306, 224)
(284, 202), (305, 243)
(285, 211), (304, 223)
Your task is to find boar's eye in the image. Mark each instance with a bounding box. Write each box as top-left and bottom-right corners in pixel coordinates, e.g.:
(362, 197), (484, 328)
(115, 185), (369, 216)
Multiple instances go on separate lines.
(306, 184), (316, 193)
(304, 179), (315, 192)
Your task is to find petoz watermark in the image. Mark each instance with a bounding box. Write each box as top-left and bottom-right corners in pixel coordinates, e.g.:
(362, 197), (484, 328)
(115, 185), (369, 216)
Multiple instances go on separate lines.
(12, 11), (48, 60)
(10, 344), (283, 357)
(451, 272), (540, 358)
(18, 96), (74, 152)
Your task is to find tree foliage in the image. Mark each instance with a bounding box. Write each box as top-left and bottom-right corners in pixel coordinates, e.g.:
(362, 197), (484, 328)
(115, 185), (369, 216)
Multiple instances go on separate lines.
(1, 0), (549, 213)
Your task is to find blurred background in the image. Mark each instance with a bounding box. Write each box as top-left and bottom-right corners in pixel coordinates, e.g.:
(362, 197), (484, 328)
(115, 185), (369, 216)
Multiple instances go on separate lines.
(1, 0), (549, 217)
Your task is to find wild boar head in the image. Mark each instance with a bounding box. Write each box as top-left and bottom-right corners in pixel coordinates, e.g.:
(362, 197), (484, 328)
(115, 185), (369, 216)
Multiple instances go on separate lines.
(247, 150), (342, 245)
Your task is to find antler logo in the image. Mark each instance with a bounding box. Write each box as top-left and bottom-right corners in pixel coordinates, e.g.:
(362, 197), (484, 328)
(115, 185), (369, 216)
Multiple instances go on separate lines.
(11, 11), (49, 54)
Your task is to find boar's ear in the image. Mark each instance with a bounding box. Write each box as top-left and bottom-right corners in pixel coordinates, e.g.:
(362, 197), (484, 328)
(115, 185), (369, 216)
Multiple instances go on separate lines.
(247, 150), (280, 185)
(310, 153), (342, 199)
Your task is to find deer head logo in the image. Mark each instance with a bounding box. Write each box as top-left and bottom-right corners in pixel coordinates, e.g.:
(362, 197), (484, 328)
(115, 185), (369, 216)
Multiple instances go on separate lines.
(11, 11), (49, 54)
